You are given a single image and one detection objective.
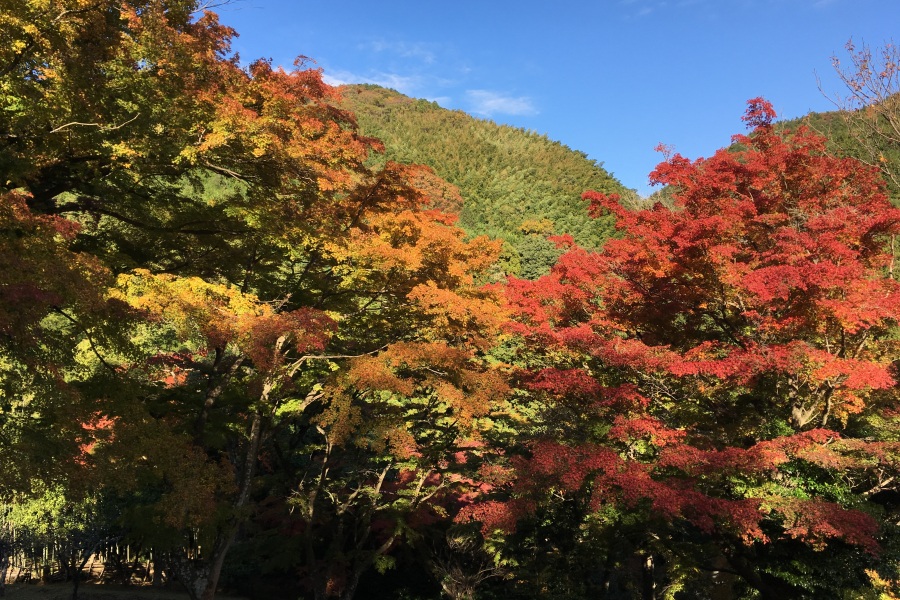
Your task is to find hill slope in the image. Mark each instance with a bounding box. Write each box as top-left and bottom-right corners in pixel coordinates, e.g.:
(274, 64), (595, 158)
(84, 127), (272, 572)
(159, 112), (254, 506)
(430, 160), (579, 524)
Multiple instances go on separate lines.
(785, 106), (900, 202)
(339, 84), (640, 277)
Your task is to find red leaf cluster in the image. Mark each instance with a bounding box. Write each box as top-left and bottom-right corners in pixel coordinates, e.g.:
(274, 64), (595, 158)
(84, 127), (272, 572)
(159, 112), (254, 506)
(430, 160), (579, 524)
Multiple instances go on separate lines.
(491, 99), (900, 556)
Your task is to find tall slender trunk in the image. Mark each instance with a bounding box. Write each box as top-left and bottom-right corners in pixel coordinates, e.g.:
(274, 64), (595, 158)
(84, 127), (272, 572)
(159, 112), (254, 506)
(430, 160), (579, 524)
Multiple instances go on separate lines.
(178, 409), (265, 600)
(642, 554), (655, 600)
(0, 545), (8, 598)
(71, 563), (80, 600)
(151, 550), (164, 587)
(338, 568), (363, 600)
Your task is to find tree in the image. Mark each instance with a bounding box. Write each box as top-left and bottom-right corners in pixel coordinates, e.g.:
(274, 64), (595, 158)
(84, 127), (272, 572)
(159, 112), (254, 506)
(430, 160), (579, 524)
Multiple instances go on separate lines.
(515, 219), (567, 280)
(279, 208), (505, 600)
(0, 3), (506, 599)
(4, 485), (122, 600)
(496, 99), (900, 598)
(824, 40), (900, 196)
(418, 523), (507, 600)
(106, 201), (504, 600)
(0, 189), (127, 504)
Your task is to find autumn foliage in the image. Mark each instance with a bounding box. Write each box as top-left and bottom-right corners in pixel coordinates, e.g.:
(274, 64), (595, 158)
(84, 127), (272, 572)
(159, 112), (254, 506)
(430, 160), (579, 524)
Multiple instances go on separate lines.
(0, 3), (505, 600)
(4, 2), (900, 598)
(494, 98), (900, 597)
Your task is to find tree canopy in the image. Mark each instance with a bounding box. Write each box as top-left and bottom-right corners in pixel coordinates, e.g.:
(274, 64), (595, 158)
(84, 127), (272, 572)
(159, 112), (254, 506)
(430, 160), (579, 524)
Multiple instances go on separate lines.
(1, 4), (900, 600)
(496, 98), (900, 599)
(340, 84), (641, 278)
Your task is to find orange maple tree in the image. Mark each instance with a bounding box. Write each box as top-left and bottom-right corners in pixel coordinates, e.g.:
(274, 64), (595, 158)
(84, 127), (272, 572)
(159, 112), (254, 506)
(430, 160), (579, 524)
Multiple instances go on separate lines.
(0, 3), (506, 599)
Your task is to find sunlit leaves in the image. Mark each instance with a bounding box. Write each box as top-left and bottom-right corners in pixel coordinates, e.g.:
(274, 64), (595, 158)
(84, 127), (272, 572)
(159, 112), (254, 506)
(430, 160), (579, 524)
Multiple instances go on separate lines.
(115, 270), (334, 367)
(495, 99), (900, 586)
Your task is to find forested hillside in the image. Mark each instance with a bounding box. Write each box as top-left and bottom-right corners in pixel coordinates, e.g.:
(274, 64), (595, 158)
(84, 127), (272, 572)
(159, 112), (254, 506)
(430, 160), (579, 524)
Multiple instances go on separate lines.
(340, 84), (640, 277)
(783, 42), (900, 203)
(785, 107), (900, 201)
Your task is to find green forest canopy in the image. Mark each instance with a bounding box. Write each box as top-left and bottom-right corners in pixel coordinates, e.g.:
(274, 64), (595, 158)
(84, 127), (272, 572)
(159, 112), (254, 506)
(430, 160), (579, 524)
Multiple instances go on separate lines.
(340, 84), (641, 277)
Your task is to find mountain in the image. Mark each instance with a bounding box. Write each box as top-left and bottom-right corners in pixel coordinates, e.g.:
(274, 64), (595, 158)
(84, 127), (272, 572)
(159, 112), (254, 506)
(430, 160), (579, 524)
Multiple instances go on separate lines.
(339, 84), (640, 277)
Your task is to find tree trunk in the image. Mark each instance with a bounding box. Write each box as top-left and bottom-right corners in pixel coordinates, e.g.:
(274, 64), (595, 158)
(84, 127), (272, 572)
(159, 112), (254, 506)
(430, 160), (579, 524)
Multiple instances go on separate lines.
(0, 546), (9, 598)
(70, 548), (96, 600)
(151, 551), (164, 587)
(340, 570), (363, 600)
(724, 549), (796, 600)
(198, 534), (236, 600)
(642, 554), (655, 600)
(177, 409), (265, 600)
(171, 561), (211, 600)
(71, 572), (80, 600)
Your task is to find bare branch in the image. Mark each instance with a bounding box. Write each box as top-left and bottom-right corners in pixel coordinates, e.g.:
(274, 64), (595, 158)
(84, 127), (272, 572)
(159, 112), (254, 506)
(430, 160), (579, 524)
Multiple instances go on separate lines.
(863, 476), (896, 497)
(52, 308), (116, 373)
(821, 39), (900, 191)
(49, 113), (140, 134)
(193, 0), (246, 15)
(203, 161), (253, 182)
(287, 344), (389, 377)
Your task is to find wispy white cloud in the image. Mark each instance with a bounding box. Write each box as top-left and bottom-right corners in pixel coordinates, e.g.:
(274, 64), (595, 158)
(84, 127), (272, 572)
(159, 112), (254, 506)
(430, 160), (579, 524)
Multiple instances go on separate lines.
(321, 71), (351, 87)
(368, 73), (423, 95)
(465, 90), (538, 117)
(364, 40), (437, 65)
(322, 69), (423, 96)
(622, 0), (712, 18)
(618, 0), (658, 19)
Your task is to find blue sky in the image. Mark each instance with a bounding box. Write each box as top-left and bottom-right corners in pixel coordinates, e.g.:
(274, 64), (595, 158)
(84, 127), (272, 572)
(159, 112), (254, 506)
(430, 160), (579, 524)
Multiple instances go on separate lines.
(215, 0), (900, 197)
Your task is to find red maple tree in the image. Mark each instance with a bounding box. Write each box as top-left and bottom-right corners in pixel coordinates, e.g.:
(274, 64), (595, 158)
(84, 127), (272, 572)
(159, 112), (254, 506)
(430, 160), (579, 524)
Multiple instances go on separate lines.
(490, 98), (900, 595)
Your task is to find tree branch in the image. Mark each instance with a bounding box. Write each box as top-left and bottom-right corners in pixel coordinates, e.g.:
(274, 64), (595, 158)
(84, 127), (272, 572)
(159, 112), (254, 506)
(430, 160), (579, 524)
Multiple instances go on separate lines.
(52, 308), (116, 373)
(49, 114), (140, 135)
(287, 344), (389, 377)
